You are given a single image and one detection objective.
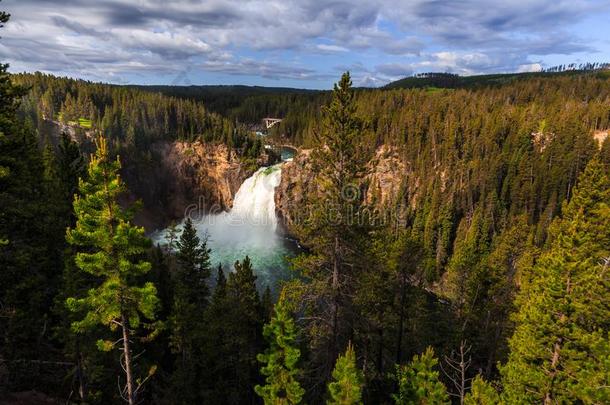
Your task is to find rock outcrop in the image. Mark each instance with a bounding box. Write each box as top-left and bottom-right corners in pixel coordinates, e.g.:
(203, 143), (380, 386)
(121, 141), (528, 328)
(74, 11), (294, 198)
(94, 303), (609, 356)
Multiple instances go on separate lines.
(365, 145), (409, 206)
(274, 149), (316, 235)
(593, 129), (609, 149)
(275, 146), (409, 236)
(126, 141), (255, 231)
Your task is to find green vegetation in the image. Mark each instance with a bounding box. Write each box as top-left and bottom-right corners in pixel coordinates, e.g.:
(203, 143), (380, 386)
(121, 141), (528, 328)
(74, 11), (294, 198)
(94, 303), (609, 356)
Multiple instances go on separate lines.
(383, 68), (609, 90)
(1, 6), (610, 402)
(66, 137), (160, 405)
(327, 343), (364, 405)
(168, 218), (212, 403)
(392, 348), (449, 404)
(77, 117), (92, 128)
(12, 72), (264, 160)
(499, 158), (610, 403)
(255, 294), (305, 404)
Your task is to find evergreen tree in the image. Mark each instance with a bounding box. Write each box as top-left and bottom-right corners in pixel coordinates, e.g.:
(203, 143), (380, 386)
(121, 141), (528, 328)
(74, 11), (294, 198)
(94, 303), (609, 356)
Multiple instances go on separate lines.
(66, 137), (160, 405)
(168, 217), (212, 403)
(0, 8), (68, 393)
(255, 293), (305, 404)
(500, 158), (610, 404)
(146, 244), (174, 398)
(261, 285), (274, 322)
(292, 72), (369, 384)
(463, 376), (501, 405)
(170, 218), (211, 352)
(327, 343), (364, 405)
(222, 256), (263, 404)
(202, 264), (232, 402)
(57, 132), (86, 204)
(392, 347), (449, 405)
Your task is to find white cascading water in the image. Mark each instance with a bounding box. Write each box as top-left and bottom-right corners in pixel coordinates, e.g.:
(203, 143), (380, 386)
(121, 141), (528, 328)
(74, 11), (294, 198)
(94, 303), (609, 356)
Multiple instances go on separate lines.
(230, 164), (281, 231)
(152, 163), (294, 289)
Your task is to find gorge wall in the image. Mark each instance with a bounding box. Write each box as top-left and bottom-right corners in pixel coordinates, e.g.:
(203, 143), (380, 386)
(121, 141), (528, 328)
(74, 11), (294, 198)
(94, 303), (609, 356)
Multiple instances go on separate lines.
(41, 119), (262, 231)
(125, 141), (261, 231)
(274, 145), (411, 237)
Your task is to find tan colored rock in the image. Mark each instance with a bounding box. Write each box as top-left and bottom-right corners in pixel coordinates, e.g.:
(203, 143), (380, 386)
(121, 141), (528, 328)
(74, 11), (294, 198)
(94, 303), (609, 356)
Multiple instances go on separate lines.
(153, 141), (252, 216)
(365, 145), (408, 206)
(275, 146), (410, 235)
(531, 131), (555, 152)
(274, 149), (316, 234)
(593, 129), (609, 149)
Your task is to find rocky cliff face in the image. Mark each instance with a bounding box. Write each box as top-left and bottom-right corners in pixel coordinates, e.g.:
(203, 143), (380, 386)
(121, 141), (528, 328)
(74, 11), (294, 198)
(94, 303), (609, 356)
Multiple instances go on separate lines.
(41, 120), (268, 231)
(274, 149), (316, 235)
(275, 146), (409, 236)
(126, 141), (255, 231)
(365, 145), (409, 207)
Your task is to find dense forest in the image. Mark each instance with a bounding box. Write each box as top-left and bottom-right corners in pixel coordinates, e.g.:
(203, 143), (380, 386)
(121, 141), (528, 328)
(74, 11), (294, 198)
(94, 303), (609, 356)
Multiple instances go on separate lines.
(2, 7), (610, 404)
(12, 72), (266, 162)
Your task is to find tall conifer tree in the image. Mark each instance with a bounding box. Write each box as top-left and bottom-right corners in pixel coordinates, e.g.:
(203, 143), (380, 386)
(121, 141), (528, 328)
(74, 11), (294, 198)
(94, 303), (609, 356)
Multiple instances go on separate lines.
(255, 293), (305, 404)
(224, 256), (264, 404)
(66, 137), (160, 405)
(169, 217), (212, 403)
(392, 347), (449, 405)
(293, 71), (369, 383)
(327, 343), (364, 405)
(500, 158), (610, 404)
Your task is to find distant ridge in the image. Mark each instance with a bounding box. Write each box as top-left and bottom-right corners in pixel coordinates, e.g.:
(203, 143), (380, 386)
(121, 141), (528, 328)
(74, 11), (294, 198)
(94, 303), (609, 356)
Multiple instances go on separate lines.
(384, 66), (610, 90)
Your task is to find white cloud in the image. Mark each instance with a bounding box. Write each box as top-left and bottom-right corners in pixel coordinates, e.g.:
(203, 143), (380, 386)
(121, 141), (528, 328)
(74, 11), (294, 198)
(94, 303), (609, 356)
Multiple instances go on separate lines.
(316, 44), (349, 53)
(518, 62), (543, 73)
(0, 0), (606, 85)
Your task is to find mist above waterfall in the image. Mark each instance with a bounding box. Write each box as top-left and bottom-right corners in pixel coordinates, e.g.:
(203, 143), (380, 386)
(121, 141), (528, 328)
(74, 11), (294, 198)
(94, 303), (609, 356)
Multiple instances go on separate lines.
(152, 163), (297, 290)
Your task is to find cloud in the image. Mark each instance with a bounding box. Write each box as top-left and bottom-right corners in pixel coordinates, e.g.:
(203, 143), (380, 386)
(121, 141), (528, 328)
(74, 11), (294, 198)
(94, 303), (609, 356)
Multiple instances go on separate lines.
(316, 44), (349, 53)
(375, 63), (414, 77)
(0, 0), (607, 86)
(517, 62), (543, 73)
(201, 58), (331, 81)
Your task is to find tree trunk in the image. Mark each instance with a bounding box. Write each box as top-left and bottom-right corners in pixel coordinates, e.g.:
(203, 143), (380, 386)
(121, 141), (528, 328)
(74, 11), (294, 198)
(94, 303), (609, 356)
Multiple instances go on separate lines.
(544, 338), (562, 405)
(545, 273), (571, 405)
(325, 234), (341, 380)
(331, 236), (340, 354)
(75, 340), (85, 400)
(376, 326), (384, 373)
(396, 271), (407, 364)
(121, 312), (135, 405)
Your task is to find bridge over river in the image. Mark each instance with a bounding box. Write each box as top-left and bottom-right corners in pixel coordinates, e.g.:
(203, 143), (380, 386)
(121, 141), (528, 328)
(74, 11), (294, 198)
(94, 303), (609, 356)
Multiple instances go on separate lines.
(265, 143), (297, 161)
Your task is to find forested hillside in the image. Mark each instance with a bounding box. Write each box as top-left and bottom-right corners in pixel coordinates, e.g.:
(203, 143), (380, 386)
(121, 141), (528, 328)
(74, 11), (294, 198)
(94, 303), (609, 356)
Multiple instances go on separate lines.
(12, 72), (266, 157)
(2, 5), (610, 400)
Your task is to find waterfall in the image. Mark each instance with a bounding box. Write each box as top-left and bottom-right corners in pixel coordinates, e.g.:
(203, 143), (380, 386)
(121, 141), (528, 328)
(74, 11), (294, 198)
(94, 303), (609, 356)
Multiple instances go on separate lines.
(230, 164), (281, 231)
(152, 163), (295, 289)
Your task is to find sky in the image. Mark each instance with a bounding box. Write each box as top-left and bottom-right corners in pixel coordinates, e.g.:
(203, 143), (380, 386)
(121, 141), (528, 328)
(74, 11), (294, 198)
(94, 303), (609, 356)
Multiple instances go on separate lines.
(1, 0), (609, 89)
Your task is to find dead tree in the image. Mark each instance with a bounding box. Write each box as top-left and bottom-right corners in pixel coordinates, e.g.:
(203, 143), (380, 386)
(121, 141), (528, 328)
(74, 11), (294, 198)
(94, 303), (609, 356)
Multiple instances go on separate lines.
(440, 340), (473, 404)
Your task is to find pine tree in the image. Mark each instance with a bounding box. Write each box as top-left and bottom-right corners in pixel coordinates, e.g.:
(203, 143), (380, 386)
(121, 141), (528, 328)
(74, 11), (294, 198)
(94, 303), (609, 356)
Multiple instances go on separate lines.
(261, 285), (274, 323)
(0, 8), (68, 392)
(223, 256), (264, 404)
(57, 132), (85, 204)
(202, 264), (232, 402)
(327, 343), (364, 405)
(463, 376), (501, 405)
(293, 72), (369, 382)
(500, 158), (610, 404)
(169, 217), (212, 403)
(66, 137), (160, 405)
(170, 217), (211, 353)
(255, 293), (305, 404)
(392, 347), (450, 405)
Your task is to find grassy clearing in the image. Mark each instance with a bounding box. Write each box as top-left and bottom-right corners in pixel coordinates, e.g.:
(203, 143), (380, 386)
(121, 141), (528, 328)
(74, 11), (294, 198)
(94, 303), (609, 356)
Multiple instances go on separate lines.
(78, 118), (92, 128)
